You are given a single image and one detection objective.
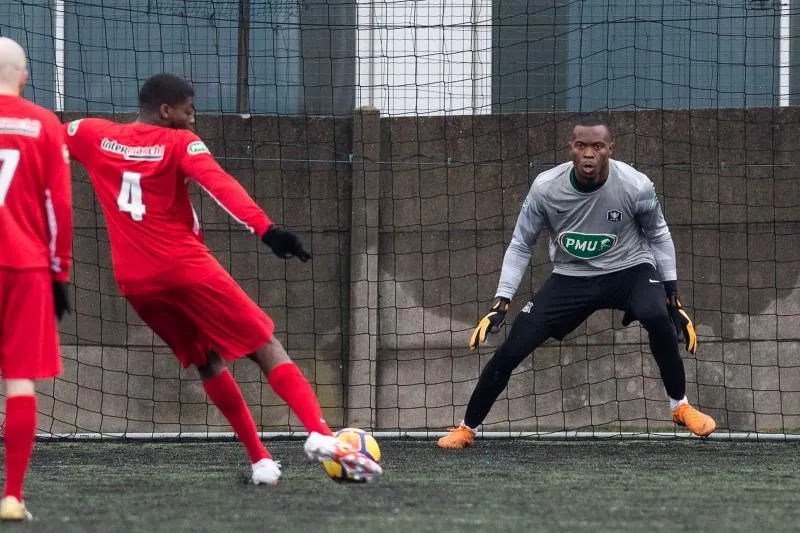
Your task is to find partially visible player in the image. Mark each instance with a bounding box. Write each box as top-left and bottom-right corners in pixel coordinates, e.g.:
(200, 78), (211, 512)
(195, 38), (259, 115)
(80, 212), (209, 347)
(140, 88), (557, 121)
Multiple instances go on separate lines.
(438, 122), (715, 449)
(0, 37), (73, 520)
(64, 73), (380, 484)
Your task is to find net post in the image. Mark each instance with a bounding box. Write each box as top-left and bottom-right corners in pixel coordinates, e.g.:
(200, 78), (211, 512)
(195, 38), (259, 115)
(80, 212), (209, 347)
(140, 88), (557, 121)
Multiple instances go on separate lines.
(53, 0), (65, 113)
(779, 0), (791, 106)
(345, 105), (381, 429)
(236, 0), (251, 114)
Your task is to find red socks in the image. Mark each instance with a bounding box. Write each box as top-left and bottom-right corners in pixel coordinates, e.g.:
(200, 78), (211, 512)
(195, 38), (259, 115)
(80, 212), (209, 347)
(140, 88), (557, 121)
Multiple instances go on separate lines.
(203, 369), (270, 463)
(3, 395), (36, 500)
(267, 362), (332, 436)
(205, 363), (332, 461)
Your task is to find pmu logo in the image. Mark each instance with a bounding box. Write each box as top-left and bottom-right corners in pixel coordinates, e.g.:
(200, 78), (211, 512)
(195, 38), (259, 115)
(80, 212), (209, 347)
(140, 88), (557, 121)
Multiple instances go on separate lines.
(558, 231), (618, 259)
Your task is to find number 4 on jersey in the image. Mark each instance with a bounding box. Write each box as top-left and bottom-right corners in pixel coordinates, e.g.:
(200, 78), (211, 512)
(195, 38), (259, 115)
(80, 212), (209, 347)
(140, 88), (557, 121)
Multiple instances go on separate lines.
(118, 171), (146, 221)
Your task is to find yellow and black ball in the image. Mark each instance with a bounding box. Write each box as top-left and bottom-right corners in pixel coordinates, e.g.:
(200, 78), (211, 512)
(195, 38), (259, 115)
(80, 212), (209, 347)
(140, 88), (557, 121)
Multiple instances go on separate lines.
(322, 428), (381, 483)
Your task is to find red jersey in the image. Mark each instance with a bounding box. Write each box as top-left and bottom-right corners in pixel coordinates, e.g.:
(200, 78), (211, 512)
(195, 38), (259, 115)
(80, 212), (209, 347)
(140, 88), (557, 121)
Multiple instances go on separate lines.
(0, 94), (72, 282)
(64, 118), (272, 295)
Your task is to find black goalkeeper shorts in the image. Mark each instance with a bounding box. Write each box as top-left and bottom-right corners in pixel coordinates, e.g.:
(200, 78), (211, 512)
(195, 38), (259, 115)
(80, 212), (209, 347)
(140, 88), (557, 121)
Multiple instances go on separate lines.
(513, 262), (666, 341)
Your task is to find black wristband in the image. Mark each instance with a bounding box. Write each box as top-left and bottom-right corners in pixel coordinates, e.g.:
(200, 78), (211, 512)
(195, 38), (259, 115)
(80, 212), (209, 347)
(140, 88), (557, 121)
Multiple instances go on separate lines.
(663, 280), (678, 297)
(261, 224), (276, 240)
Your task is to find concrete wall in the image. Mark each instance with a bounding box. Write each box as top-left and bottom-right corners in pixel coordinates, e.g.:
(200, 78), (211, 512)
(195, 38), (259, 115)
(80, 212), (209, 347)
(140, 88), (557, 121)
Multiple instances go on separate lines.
(28, 108), (800, 435)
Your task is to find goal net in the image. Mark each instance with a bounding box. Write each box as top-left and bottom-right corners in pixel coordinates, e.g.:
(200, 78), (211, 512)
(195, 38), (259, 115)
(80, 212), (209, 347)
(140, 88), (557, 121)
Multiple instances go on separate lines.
(1, 0), (798, 438)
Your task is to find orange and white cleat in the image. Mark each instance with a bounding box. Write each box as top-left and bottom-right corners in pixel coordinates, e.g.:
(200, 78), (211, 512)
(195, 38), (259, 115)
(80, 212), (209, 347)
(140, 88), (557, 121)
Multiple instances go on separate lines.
(304, 432), (383, 482)
(437, 423), (476, 449)
(672, 403), (716, 437)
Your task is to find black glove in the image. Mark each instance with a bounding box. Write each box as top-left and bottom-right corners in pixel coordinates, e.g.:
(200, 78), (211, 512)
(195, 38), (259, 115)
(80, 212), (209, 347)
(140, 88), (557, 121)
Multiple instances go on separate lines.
(469, 297), (510, 350)
(666, 294), (698, 355)
(53, 281), (71, 320)
(261, 226), (311, 262)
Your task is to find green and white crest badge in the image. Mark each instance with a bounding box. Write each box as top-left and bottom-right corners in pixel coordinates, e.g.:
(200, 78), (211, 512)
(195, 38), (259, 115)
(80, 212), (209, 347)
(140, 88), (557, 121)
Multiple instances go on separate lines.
(187, 141), (210, 155)
(67, 120), (82, 136)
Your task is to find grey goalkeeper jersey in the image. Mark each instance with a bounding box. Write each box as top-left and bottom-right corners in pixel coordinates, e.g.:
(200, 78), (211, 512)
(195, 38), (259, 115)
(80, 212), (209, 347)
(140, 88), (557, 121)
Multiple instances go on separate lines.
(496, 159), (677, 300)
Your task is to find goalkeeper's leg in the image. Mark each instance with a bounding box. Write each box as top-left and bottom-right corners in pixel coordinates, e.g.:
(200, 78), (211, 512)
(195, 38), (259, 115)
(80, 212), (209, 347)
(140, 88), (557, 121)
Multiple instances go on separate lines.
(465, 323), (549, 428)
(440, 276), (594, 449)
(438, 323), (550, 449)
(627, 280), (716, 437)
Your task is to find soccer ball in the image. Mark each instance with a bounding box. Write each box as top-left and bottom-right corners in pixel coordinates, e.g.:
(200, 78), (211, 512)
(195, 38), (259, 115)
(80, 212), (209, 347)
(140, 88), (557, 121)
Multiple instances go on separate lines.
(322, 428), (381, 483)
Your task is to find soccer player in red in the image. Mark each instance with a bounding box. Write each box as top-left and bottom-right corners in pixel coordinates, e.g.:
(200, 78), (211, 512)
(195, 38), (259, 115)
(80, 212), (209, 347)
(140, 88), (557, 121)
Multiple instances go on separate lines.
(0, 37), (73, 520)
(64, 73), (381, 484)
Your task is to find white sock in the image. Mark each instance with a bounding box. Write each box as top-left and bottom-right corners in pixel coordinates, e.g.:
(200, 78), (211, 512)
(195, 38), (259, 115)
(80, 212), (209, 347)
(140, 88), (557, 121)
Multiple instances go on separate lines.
(460, 421), (478, 434)
(670, 396), (688, 410)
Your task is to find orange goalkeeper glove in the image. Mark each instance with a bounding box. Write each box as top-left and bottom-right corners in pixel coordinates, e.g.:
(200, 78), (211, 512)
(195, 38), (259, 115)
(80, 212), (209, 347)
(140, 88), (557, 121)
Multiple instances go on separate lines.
(469, 297), (510, 350)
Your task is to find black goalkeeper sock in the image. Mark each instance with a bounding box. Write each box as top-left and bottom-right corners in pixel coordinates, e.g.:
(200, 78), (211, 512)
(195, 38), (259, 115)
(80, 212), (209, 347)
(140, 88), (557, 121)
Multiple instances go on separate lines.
(463, 355), (515, 429)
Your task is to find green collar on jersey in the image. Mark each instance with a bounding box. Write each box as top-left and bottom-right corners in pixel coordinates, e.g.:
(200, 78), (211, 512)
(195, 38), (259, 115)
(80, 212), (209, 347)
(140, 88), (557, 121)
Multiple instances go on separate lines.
(570, 167), (606, 193)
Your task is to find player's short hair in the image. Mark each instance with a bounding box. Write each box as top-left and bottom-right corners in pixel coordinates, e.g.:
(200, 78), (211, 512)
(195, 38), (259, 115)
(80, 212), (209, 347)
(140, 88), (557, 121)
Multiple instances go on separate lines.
(570, 117), (613, 140)
(138, 73), (195, 113)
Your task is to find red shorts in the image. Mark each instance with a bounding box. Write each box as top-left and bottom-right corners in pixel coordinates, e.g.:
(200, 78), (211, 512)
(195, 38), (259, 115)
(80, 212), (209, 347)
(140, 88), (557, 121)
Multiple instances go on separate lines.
(0, 269), (62, 379)
(127, 265), (274, 368)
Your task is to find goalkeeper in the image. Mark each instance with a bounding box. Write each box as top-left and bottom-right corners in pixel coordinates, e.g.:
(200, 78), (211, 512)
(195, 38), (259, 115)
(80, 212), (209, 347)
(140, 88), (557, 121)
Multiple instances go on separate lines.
(439, 122), (714, 449)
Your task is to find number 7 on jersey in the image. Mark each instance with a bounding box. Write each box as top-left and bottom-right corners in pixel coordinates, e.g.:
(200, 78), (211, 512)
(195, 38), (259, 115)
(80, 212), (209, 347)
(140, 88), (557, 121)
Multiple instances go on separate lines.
(0, 149), (20, 206)
(118, 171), (146, 221)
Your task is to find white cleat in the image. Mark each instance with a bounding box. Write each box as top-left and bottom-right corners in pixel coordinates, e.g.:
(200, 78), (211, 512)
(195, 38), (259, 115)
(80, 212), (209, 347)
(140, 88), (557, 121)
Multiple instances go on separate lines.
(304, 431), (383, 482)
(0, 496), (32, 521)
(251, 458), (282, 486)
(303, 431), (341, 461)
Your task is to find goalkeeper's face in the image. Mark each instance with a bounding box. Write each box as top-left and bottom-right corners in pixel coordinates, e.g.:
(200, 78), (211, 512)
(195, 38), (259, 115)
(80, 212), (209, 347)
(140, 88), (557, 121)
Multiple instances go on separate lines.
(569, 125), (613, 183)
(162, 97), (196, 131)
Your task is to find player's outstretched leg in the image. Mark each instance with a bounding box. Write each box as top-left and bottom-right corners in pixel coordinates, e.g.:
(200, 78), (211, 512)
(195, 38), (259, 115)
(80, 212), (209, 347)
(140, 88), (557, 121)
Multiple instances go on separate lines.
(1, 381), (36, 521)
(437, 352), (518, 449)
(440, 311), (551, 449)
(197, 352), (281, 485)
(249, 338), (381, 482)
(438, 355), (520, 449)
(439, 350), (518, 449)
